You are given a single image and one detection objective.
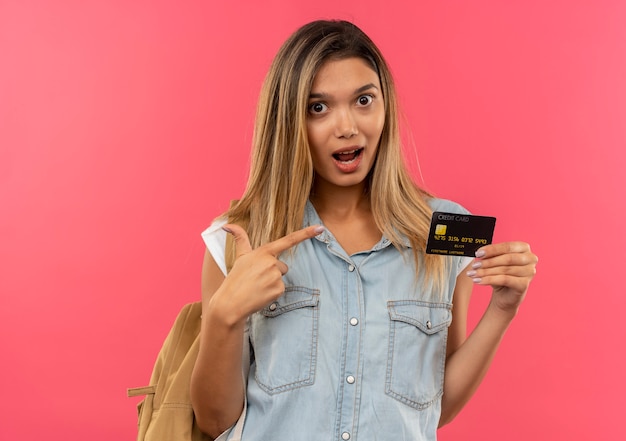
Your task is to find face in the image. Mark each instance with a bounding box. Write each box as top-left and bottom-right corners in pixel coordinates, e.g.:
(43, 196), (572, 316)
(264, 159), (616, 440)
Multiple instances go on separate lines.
(306, 57), (385, 193)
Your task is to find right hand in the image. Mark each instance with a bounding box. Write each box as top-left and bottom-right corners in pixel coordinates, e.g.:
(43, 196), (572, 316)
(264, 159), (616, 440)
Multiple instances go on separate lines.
(213, 223), (325, 322)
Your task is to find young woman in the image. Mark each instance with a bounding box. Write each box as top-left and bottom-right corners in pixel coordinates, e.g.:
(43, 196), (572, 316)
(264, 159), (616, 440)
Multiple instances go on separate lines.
(191, 20), (538, 441)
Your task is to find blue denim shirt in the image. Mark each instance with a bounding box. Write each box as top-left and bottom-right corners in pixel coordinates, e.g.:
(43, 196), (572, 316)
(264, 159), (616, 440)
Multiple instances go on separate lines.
(204, 198), (471, 441)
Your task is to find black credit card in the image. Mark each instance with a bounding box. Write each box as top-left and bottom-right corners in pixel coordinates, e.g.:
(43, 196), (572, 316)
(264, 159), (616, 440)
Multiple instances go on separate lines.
(425, 212), (496, 257)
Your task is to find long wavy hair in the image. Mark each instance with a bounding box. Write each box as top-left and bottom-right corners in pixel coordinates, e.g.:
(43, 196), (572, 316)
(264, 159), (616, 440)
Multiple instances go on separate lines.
(225, 20), (446, 288)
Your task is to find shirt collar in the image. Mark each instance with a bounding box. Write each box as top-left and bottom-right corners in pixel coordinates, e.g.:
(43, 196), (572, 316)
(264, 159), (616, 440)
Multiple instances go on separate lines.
(304, 200), (412, 250)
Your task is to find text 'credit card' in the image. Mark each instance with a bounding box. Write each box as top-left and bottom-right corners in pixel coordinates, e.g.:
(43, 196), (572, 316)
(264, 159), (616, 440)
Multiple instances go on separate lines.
(425, 212), (496, 257)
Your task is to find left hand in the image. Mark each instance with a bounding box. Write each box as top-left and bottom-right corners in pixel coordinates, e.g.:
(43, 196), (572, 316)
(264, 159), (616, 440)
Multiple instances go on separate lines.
(467, 242), (538, 314)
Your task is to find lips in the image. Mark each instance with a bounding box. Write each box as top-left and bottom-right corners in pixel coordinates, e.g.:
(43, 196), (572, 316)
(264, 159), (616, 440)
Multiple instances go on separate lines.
(332, 148), (363, 163)
(331, 147), (364, 173)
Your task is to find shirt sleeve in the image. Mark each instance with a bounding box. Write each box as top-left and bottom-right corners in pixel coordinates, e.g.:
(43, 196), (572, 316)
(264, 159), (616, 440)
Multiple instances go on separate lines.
(457, 255), (474, 276)
(201, 218), (228, 276)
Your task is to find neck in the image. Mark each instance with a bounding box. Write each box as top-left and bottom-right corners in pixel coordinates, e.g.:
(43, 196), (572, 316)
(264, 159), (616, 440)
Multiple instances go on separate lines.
(309, 180), (371, 221)
(309, 179), (381, 254)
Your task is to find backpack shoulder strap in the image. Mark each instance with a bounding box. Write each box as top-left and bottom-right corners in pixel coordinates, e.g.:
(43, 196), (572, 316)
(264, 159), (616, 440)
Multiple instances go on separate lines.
(225, 228), (236, 274)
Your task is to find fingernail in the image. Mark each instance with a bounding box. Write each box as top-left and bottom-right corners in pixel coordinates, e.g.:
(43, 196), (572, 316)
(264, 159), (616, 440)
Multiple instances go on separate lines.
(472, 277), (482, 284)
(222, 226), (233, 234)
(466, 270), (477, 277)
(472, 261), (482, 269)
(313, 225), (325, 234)
(475, 250), (486, 258)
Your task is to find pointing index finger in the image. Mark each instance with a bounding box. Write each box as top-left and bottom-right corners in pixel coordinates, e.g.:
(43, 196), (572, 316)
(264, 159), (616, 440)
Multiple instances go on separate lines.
(264, 225), (325, 256)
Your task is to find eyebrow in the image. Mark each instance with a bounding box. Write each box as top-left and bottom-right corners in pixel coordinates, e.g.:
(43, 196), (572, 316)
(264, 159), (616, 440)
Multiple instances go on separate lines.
(309, 83), (379, 99)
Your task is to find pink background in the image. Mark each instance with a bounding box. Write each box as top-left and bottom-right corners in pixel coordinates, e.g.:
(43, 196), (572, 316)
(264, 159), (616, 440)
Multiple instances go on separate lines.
(1, 1), (625, 439)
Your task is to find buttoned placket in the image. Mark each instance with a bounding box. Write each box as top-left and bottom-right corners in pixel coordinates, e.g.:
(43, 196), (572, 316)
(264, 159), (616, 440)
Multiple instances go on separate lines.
(328, 238), (394, 440)
(317, 233), (360, 441)
(315, 226), (394, 441)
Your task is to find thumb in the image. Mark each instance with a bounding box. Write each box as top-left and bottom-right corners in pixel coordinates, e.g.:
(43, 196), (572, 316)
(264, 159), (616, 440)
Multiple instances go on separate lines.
(223, 224), (253, 258)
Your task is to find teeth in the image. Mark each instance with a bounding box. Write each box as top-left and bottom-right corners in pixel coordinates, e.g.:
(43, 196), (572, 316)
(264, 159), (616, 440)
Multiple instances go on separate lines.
(336, 149), (358, 155)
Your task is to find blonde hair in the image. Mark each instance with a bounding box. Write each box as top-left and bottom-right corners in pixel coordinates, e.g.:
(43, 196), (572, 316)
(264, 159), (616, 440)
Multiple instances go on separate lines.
(226, 20), (447, 288)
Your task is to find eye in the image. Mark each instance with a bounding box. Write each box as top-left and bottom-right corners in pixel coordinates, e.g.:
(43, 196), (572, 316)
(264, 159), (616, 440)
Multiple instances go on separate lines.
(308, 102), (328, 114)
(357, 94), (373, 106)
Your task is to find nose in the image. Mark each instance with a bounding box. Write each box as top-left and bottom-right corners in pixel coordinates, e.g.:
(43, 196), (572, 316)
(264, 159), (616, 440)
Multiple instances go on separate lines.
(334, 107), (358, 138)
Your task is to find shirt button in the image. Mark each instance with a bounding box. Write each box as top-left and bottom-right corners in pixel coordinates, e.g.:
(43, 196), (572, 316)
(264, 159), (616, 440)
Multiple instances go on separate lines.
(426, 320), (432, 329)
(269, 303), (278, 311)
(348, 264), (355, 272)
(349, 317), (359, 326)
(346, 375), (355, 384)
(341, 432), (351, 440)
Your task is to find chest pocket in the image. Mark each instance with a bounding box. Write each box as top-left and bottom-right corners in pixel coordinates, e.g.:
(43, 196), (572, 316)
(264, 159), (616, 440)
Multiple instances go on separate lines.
(386, 300), (452, 410)
(250, 286), (320, 395)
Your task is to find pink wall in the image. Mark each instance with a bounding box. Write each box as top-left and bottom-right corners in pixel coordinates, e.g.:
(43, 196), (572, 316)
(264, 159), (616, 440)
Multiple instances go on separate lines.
(1, 1), (624, 439)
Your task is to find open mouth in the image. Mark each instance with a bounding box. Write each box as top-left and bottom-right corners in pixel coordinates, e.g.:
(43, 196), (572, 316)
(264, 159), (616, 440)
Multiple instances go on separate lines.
(332, 148), (363, 163)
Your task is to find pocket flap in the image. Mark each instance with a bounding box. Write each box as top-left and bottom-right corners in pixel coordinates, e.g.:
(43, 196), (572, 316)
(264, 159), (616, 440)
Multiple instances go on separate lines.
(387, 301), (451, 335)
(262, 286), (319, 317)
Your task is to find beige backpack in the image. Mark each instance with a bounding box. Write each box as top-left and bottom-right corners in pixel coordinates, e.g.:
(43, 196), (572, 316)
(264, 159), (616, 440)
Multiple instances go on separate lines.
(128, 229), (247, 441)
